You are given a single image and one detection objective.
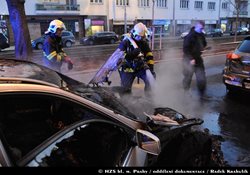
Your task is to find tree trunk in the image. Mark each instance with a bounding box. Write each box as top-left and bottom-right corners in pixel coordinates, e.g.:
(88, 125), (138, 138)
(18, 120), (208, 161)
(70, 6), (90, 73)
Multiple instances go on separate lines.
(6, 0), (32, 60)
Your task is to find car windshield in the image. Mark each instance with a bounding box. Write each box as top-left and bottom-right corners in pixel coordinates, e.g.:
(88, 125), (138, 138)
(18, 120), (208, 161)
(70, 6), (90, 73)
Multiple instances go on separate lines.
(238, 39), (250, 53)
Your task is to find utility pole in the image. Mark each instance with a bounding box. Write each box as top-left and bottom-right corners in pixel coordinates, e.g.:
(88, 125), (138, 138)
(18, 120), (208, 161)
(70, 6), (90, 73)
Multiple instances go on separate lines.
(151, 0), (155, 50)
(152, 0), (155, 24)
(173, 0), (176, 36)
(124, 0), (127, 33)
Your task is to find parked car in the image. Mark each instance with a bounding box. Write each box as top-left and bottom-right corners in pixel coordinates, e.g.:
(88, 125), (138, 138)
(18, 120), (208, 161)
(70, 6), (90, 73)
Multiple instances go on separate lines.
(0, 58), (205, 167)
(0, 33), (10, 51)
(223, 36), (250, 93)
(205, 28), (223, 37)
(31, 31), (76, 50)
(230, 27), (249, 36)
(80, 31), (119, 45)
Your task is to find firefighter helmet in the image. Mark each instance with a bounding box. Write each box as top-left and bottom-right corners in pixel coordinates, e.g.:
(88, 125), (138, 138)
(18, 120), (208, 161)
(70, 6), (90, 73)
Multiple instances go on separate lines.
(132, 22), (147, 37)
(46, 19), (66, 34)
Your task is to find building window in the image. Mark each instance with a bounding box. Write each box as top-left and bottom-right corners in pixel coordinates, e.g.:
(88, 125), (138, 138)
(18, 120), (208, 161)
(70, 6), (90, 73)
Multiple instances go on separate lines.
(194, 1), (203, 10)
(138, 0), (149, 7)
(221, 2), (228, 10)
(90, 0), (103, 4)
(116, 0), (129, 6)
(208, 2), (215, 10)
(156, 0), (167, 8)
(180, 0), (189, 9)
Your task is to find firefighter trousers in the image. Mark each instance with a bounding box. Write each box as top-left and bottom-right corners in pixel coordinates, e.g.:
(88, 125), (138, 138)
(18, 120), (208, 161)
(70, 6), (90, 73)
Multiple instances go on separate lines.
(119, 69), (151, 94)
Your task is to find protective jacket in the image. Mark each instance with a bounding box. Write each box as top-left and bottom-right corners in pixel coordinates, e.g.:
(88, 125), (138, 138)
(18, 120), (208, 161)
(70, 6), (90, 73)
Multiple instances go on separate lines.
(183, 30), (207, 65)
(43, 33), (68, 71)
(118, 38), (154, 73)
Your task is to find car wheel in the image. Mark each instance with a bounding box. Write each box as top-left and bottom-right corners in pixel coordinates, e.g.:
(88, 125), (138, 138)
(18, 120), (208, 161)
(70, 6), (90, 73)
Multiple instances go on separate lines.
(65, 41), (72, 48)
(37, 43), (43, 50)
(88, 40), (94, 45)
(110, 39), (115, 44)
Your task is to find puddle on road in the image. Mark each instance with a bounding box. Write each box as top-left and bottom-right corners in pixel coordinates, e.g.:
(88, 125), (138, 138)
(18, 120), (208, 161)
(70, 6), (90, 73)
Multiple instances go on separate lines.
(201, 112), (250, 167)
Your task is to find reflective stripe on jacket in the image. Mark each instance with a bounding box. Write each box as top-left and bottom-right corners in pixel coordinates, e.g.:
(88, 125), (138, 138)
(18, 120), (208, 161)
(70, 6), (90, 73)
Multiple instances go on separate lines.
(118, 38), (154, 71)
(43, 34), (67, 62)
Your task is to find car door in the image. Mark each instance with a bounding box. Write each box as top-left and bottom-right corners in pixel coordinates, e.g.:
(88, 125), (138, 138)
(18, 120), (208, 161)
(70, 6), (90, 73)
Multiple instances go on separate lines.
(94, 33), (103, 44)
(104, 33), (111, 43)
(0, 92), (143, 167)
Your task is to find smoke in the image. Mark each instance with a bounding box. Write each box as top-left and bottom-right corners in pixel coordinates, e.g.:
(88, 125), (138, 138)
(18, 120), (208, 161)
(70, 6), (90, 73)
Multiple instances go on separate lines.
(151, 48), (205, 117)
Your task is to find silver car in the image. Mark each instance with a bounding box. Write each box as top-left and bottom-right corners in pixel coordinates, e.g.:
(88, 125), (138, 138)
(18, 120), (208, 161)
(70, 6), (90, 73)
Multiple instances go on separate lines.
(0, 59), (202, 167)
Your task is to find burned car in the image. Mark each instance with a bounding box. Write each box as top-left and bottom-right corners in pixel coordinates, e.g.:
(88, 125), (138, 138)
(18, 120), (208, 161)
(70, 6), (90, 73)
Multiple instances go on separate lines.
(223, 36), (250, 93)
(0, 59), (224, 167)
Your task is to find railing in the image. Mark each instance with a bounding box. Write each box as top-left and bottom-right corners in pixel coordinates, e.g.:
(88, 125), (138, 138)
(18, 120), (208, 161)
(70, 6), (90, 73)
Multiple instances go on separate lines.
(36, 3), (80, 11)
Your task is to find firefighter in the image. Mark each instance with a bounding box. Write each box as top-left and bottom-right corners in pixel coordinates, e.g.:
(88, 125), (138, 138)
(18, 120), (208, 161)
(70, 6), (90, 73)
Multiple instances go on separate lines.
(182, 21), (207, 98)
(43, 19), (73, 72)
(118, 22), (155, 94)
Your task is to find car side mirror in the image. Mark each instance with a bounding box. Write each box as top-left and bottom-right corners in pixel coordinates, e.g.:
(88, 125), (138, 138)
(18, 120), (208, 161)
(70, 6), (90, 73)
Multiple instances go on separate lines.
(136, 129), (161, 155)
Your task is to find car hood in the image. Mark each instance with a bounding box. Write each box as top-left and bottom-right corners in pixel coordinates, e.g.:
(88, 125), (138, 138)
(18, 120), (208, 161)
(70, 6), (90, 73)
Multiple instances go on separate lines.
(0, 59), (62, 86)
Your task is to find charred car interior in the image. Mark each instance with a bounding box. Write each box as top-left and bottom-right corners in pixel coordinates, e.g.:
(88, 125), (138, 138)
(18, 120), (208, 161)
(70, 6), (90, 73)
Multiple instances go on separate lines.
(0, 94), (133, 166)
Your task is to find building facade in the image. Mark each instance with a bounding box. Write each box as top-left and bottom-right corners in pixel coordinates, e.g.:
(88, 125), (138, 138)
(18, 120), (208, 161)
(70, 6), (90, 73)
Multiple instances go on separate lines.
(1, 0), (250, 43)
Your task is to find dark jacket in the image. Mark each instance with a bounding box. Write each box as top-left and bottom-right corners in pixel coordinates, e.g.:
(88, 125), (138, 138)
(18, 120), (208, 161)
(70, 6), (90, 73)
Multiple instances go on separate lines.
(183, 30), (207, 65)
(118, 38), (154, 72)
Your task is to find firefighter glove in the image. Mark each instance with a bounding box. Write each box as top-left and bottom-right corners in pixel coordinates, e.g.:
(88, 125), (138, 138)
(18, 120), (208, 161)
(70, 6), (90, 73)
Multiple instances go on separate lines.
(65, 56), (73, 70)
(67, 60), (73, 70)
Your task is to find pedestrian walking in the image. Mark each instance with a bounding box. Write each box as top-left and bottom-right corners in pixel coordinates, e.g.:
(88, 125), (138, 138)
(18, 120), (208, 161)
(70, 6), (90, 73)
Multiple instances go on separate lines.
(182, 21), (208, 99)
